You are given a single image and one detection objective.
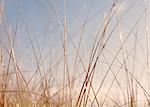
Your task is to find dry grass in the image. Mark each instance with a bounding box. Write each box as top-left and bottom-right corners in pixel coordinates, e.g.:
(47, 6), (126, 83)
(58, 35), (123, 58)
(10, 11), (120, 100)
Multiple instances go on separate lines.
(0, 0), (150, 107)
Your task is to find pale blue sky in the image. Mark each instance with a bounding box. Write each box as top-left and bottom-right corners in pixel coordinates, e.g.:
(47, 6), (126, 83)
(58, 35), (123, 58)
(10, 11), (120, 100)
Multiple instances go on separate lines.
(1, 0), (150, 101)
(1, 0), (148, 70)
(1, 0), (148, 75)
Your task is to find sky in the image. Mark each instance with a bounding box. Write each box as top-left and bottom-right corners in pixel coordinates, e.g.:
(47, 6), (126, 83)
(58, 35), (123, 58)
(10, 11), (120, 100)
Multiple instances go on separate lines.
(1, 0), (150, 105)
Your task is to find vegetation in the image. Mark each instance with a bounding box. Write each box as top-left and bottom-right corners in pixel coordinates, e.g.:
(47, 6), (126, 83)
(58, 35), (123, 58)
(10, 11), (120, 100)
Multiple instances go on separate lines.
(0, 0), (150, 107)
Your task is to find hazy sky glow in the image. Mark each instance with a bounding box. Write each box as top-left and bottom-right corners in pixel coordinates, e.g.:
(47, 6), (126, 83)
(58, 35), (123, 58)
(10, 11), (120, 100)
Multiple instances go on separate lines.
(1, 0), (150, 106)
